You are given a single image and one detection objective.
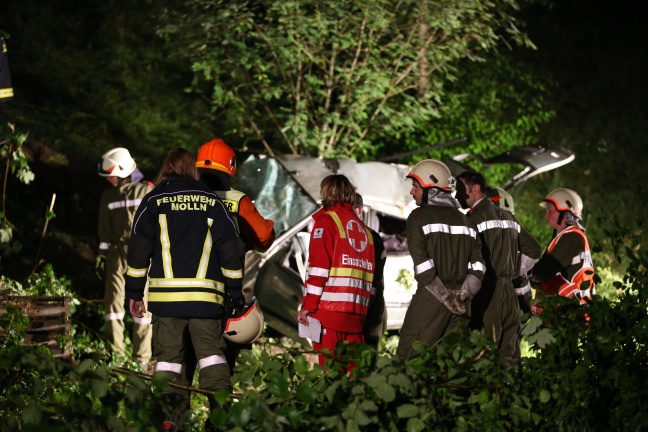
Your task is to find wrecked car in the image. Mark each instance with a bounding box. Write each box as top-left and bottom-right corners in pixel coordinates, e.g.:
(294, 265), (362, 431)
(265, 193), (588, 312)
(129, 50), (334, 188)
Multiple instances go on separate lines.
(234, 145), (575, 342)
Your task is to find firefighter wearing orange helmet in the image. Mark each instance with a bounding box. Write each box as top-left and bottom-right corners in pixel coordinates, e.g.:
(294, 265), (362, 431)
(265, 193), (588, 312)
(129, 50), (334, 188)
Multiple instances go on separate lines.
(174, 138), (275, 430)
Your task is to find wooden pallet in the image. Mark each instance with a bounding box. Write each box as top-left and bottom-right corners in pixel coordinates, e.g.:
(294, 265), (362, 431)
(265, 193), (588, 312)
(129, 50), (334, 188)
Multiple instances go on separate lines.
(0, 295), (73, 360)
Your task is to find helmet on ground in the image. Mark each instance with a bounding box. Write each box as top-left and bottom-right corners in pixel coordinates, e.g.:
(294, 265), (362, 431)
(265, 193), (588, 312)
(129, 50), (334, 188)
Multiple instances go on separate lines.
(488, 187), (515, 214)
(406, 159), (454, 190)
(541, 188), (583, 218)
(98, 148), (136, 178)
(223, 298), (264, 344)
(196, 138), (236, 177)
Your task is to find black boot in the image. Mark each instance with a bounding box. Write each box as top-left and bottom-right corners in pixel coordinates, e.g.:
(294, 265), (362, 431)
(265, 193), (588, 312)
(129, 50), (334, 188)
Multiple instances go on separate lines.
(161, 393), (182, 432)
(205, 395), (231, 432)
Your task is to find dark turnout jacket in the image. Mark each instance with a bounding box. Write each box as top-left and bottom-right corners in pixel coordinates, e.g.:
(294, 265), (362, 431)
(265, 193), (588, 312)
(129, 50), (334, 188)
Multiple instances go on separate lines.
(125, 176), (244, 318)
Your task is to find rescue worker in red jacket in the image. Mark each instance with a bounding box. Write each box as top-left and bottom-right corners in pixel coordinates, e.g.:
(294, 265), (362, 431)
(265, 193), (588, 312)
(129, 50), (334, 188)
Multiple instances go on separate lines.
(532, 188), (595, 311)
(396, 160), (485, 359)
(126, 148), (244, 431)
(297, 174), (376, 369)
(96, 147), (153, 369)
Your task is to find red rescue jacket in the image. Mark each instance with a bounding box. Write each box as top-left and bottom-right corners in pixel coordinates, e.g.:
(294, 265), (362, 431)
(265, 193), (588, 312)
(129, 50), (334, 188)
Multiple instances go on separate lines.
(302, 203), (376, 333)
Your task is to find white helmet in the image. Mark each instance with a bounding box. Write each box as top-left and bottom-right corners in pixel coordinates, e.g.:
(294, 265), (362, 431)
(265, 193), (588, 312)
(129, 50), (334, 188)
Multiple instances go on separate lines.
(406, 159), (454, 190)
(541, 188), (583, 219)
(98, 147), (136, 178)
(223, 298), (264, 344)
(488, 187), (515, 214)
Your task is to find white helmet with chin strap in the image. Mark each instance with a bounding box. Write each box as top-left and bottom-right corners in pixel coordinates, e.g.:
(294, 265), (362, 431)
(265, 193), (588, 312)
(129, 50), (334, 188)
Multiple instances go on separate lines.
(541, 188), (583, 219)
(406, 159), (455, 190)
(98, 147), (136, 178)
(223, 298), (265, 344)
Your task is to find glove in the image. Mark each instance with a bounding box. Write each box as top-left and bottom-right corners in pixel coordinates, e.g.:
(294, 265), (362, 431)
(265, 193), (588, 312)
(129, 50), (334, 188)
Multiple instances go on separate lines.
(425, 277), (466, 316)
(518, 253), (536, 277)
(95, 255), (107, 281)
(452, 274), (482, 317)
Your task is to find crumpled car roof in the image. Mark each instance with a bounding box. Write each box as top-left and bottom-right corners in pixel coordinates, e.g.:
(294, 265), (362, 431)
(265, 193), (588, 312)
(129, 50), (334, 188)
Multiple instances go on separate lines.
(276, 155), (415, 220)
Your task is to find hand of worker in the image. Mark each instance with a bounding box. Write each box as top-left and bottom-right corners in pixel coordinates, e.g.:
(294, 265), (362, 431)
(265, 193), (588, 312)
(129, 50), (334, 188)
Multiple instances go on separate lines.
(129, 299), (146, 318)
(95, 255), (107, 281)
(297, 308), (311, 326)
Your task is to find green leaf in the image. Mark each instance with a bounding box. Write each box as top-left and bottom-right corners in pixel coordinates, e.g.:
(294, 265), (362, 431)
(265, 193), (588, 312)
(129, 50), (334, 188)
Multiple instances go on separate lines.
(267, 371), (290, 399)
(397, 404), (419, 418)
(294, 355), (310, 374)
(23, 401), (41, 425)
(406, 417), (426, 432)
(92, 379), (108, 398)
(539, 389), (551, 403)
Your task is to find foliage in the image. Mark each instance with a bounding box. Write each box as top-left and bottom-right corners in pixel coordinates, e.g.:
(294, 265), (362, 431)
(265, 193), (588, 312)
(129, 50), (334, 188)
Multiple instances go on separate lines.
(0, 123), (35, 244)
(1, 218), (648, 430)
(160, 0), (536, 157)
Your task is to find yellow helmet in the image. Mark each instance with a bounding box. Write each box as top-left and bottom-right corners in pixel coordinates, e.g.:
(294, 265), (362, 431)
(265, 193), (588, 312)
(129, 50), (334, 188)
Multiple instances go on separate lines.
(542, 188), (583, 218)
(223, 298), (264, 344)
(195, 138), (237, 177)
(488, 187), (515, 214)
(98, 148), (136, 178)
(406, 159), (454, 190)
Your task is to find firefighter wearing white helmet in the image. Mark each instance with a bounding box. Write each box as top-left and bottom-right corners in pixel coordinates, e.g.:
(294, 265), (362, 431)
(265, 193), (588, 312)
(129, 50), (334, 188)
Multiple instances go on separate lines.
(96, 147), (153, 370)
(396, 160), (485, 359)
(532, 188), (595, 311)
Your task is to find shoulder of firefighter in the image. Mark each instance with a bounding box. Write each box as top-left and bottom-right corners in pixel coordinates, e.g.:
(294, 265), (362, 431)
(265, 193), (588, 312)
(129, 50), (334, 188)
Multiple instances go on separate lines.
(469, 198), (520, 278)
(406, 205), (485, 290)
(97, 180), (153, 255)
(215, 189), (275, 252)
(124, 178), (244, 318)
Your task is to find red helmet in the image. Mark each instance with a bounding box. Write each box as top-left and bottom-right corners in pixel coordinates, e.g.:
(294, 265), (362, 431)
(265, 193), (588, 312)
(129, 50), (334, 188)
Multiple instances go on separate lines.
(195, 138), (236, 177)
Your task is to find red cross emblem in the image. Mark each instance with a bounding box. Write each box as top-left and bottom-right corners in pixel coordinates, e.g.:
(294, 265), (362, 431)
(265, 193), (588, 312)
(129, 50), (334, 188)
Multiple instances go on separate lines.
(346, 219), (368, 252)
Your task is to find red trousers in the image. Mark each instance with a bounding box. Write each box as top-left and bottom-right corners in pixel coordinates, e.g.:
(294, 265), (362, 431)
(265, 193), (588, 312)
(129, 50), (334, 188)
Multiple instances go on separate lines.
(313, 329), (363, 371)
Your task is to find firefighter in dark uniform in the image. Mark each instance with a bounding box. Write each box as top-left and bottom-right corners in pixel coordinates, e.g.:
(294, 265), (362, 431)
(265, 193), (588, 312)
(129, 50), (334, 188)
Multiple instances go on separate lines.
(125, 148), (244, 431)
(0, 36), (14, 103)
(487, 187), (542, 359)
(196, 138), (275, 372)
(487, 187), (542, 314)
(96, 147), (153, 369)
(353, 193), (387, 349)
(396, 160), (485, 359)
(456, 171), (521, 367)
(532, 188), (595, 309)
(170, 138), (276, 430)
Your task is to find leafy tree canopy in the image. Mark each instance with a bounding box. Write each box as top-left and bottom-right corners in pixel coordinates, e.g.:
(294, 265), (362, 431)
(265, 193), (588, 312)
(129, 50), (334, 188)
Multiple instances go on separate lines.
(160, 0), (538, 159)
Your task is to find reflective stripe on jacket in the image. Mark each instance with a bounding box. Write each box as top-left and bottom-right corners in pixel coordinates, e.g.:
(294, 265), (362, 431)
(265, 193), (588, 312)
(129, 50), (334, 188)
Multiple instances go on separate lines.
(302, 203), (376, 333)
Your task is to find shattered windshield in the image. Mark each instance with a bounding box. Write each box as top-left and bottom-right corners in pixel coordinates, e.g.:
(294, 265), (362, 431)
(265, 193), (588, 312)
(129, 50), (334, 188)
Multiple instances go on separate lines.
(235, 156), (319, 237)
